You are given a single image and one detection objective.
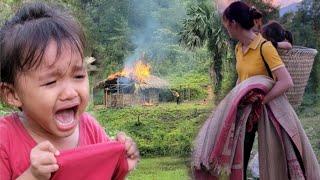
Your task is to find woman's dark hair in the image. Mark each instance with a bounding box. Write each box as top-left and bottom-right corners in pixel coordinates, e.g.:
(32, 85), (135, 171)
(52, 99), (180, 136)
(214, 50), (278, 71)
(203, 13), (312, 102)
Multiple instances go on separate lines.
(223, 1), (258, 30)
(252, 7), (262, 20)
(262, 21), (293, 47)
(0, 2), (85, 86)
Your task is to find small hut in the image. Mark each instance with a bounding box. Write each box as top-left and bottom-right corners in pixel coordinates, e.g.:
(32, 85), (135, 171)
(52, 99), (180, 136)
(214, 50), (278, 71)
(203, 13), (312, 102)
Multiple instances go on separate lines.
(95, 75), (169, 108)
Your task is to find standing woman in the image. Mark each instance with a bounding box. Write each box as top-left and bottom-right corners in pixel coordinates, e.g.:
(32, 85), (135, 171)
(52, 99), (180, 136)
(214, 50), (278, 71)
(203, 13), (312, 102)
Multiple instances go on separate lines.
(222, 1), (293, 178)
(193, 2), (320, 179)
(222, 1), (293, 103)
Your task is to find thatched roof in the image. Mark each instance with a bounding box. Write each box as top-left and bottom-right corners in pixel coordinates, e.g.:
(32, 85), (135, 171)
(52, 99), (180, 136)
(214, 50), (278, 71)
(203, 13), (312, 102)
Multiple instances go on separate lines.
(94, 75), (169, 90)
(94, 79), (107, 89)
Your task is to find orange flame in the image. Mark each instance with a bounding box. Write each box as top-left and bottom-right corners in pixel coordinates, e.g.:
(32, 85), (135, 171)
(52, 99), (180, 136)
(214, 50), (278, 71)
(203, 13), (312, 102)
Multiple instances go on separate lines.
(133, 61), (151, 82)
(107, 60), (151, 83)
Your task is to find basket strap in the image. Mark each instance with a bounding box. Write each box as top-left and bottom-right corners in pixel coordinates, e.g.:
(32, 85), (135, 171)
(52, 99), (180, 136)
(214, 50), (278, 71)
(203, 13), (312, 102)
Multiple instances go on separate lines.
(260, 40), (273, 79)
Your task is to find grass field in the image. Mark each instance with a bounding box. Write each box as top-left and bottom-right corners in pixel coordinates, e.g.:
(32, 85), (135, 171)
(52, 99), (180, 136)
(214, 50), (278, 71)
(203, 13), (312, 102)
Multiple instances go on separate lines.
(128, 156), (190, 180)
(125, 103), (320, 179)
(92, 102), (212, 157)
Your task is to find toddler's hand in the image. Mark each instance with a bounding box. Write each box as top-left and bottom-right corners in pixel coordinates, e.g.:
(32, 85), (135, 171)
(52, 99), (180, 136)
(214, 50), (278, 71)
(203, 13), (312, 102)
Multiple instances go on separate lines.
(116, 132), (140, 171)
(28, 141), (60, 179)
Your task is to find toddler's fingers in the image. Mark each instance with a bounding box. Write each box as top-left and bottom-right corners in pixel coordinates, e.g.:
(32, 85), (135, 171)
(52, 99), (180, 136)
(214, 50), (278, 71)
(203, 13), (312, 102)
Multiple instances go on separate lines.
(38, 152), (57, 165)
(130, 150), (140, 159)
(38, 141), (60, 155)
(126, 141), (137, 156)
(116, 132), (127, 143)
(37, 164), (59, 174)
(124, 137), (133, 150)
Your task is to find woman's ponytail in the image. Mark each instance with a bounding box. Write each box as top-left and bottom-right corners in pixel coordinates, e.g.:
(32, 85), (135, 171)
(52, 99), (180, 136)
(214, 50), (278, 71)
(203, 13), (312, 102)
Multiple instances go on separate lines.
(285, 30), (293, 45)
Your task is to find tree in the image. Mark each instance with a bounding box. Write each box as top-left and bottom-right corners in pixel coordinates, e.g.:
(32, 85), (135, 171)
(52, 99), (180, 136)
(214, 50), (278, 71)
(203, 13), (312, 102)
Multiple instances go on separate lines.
(80, 0), (135, 79)
(179, 2), (235, 101)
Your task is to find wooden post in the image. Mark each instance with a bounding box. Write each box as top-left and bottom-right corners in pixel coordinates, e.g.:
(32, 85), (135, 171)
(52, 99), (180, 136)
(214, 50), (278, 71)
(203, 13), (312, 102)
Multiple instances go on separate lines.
(179, 85), (182, 102)
(117, 84), (119, 107)
(104, 88), (107, 107)
(121, 84), (124, 107)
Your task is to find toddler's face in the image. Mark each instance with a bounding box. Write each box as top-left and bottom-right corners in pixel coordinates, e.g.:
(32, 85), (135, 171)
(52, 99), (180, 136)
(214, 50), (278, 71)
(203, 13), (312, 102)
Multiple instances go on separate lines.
(15, 40), (89, 138)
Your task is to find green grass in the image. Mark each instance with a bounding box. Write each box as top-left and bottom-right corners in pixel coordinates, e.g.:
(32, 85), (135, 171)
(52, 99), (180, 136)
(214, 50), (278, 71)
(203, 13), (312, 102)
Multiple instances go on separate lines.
(128, 156), (190, 180)
(299, 105), (320, 162)
(299, 114), (320, 161)
(296, 99), (320, 161)
(93, 102), (213, 157)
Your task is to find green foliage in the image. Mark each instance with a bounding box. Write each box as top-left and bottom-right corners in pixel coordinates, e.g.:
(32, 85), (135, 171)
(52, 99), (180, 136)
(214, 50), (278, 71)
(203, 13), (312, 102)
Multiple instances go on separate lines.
(0, 0), (21, 26)
(297, 93), (320, 117)
(93, 102), (212, 157)
(0, 103), (11, 116)
(82, 0), (134, 80)
(154, 47), (211, 100)
(167, 72), (209, 100)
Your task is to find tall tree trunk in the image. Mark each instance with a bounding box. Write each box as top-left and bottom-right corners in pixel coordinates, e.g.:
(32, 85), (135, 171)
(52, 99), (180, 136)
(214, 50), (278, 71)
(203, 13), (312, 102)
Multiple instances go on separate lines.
(209, 50), (223, 104)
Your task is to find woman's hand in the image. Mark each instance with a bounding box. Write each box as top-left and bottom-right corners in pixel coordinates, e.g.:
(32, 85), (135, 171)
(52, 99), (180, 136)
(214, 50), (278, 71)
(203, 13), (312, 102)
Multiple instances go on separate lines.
(116, 132), (140, 171)
(17, 141), (60, 180)
(262, 66), (293, 104)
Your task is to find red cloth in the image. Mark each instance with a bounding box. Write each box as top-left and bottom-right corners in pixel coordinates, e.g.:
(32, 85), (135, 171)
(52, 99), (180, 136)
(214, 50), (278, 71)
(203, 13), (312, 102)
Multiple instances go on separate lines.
(51, 142), (128, 180)
(0, 112), (111, 179)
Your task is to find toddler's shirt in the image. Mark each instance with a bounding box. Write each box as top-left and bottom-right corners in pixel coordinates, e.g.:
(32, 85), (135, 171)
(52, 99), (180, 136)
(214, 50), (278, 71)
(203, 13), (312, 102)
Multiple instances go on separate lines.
(0, 112), (128, 179)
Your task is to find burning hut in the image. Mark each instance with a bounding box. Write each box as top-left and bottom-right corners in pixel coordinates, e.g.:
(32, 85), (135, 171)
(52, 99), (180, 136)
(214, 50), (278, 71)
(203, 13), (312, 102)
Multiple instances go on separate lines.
(95, 60), (169, 108)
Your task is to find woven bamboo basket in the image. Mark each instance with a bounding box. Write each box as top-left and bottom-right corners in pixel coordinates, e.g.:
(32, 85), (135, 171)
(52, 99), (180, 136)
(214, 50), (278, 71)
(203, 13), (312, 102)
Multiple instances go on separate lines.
(277, 46), (318, 109)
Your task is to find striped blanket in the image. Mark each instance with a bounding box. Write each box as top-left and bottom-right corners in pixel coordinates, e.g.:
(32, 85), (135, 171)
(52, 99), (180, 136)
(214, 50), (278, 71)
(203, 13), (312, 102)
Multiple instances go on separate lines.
(192, 76), (320, 180)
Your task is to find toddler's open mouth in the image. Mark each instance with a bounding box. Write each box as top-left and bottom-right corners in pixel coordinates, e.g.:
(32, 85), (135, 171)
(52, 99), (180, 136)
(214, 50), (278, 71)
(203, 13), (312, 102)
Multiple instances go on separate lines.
(54, 105), (78, 131)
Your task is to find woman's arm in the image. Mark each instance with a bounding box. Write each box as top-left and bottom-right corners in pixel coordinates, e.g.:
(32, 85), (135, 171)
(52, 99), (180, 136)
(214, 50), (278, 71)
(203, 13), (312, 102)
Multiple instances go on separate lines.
(236, 78), (240, 85)
(262, 66), (293, 104)
(277, 41), (292, 49)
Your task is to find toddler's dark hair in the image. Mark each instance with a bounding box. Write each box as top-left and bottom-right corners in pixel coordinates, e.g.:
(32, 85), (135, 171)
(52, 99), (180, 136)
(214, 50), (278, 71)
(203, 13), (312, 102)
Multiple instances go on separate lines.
(262, 21), (293, 48)
(0, 2), (85, 87)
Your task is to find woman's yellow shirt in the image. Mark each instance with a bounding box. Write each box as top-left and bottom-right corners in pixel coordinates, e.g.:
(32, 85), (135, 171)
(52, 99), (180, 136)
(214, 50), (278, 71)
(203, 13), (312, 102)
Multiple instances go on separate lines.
(235, 34), (284, 82)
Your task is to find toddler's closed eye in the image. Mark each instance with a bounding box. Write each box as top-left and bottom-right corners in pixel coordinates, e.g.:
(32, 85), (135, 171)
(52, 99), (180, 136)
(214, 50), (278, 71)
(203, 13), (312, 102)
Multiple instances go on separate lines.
(42, 80), (57, 86)
(74, 75), (85, 79)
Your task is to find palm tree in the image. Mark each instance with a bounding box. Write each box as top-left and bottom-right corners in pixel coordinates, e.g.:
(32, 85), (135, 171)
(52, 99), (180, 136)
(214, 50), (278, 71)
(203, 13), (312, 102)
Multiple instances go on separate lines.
(179, 2), (232, 101)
